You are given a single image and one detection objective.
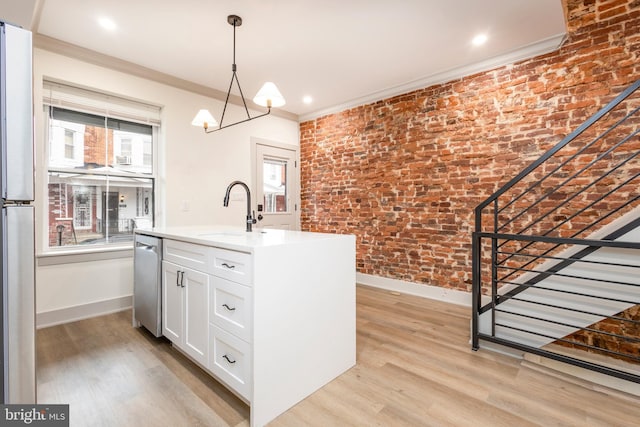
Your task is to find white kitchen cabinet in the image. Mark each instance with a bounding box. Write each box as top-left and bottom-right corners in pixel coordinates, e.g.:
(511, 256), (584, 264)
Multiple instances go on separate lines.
(162, 257), (209, 367)
(211, 247), (252, 285)
(161, 261), (182, 344)
(210, 276), (252, 342)
(142, 227), (356, 427)
(209, 324), (252, 399)
(183, 266), (209, 365)
(208, 248), (254, 400)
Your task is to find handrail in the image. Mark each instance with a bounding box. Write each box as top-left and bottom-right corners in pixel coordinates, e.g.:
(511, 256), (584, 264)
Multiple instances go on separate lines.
(496, 126), (640, 234)
(471, 78), (640, 384)
(495, 178), (640, 282)
(474, 79), (640, 216)
(496, 105), (640, 219)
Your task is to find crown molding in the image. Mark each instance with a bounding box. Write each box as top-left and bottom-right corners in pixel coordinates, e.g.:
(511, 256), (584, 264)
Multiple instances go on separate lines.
(299, 32), (567, 122)
(34, 31), (567, 125)
(33, 33), (299, 122)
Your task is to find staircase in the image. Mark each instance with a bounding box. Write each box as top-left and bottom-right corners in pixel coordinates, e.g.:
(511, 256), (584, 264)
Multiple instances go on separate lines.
(478, 210), (640, 349)
(472, 79), (640, 384)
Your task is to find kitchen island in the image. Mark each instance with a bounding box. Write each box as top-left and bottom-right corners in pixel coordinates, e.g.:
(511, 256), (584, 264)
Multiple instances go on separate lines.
(134, 226), (356, 427)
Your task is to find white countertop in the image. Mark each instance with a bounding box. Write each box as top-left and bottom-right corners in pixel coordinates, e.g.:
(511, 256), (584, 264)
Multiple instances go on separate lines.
(135, 225), (351, 252)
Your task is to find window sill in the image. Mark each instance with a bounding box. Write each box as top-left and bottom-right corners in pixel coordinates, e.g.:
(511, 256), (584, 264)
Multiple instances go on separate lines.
(37, 245), (133, 266)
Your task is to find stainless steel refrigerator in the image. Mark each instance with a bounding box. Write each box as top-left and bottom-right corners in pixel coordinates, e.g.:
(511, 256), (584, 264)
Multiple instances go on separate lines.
(0, 21), (36, 404)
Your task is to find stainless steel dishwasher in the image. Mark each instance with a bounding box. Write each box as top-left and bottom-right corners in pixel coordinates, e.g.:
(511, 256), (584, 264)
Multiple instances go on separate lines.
(133, 233), (163, 337)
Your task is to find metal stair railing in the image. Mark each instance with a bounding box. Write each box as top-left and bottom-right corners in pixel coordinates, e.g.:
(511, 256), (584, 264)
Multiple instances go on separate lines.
(471, 79), (640, 384)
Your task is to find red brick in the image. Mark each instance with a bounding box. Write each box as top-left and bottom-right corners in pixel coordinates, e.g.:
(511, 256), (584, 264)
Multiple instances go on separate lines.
(300, 0), (640, 308)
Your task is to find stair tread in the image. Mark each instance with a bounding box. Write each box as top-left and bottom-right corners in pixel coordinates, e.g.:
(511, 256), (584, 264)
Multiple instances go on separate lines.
(510, 279), (638, 300)
(508, 289), (632, 313)
(495, 299), (603, 325)
(496, 312), (575, 337)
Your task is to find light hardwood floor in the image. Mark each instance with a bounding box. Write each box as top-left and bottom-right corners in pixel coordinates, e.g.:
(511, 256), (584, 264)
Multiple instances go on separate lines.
(37, 285), (640, 426)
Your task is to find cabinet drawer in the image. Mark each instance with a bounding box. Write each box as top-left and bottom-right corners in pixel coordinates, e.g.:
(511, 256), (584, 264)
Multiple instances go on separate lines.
(210, 277), (252, 342)
(163, 239), (212, 273)
(209, 325), (251, 400)
(212, 248), (252, 285)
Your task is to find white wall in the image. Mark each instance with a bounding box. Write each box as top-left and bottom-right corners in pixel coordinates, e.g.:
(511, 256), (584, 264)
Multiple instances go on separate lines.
(34, 48), (299, 325)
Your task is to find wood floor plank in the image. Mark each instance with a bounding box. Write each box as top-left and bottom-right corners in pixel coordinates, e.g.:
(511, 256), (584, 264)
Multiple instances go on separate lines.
(37, 285), (640, 426)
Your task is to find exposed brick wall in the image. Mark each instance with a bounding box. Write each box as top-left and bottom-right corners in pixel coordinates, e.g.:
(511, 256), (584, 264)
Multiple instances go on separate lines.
(83, 126), (111, 167)
(48, 183), (74, 247)
(559, 305), (640, 364)
(300, 0), (640, 293)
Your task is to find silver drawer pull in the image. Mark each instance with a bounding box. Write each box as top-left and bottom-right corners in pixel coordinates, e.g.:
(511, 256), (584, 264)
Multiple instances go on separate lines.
(222, 303), (236, 311)
(176, 270), (185, 287)
(223, 354), (236, 364)
(221, 262), (236, 270)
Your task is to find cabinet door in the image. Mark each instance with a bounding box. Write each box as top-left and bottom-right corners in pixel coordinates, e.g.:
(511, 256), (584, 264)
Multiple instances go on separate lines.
(162, 261), (183, 344)
(183, 268), (210, 366)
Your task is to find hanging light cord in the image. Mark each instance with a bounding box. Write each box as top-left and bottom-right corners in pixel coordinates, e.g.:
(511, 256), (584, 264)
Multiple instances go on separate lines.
(193, 14), (284, 134)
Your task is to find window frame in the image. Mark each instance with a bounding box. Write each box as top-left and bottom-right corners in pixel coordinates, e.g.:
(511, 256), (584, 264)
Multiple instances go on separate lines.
(41, 82), (161, 255)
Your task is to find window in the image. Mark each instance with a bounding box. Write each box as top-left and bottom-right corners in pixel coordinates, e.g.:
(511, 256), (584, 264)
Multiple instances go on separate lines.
(262, 158), (288, 213)
(64, 129), (75, 159)
(44, 81), (160, 249)
(120, 138), (132, 157)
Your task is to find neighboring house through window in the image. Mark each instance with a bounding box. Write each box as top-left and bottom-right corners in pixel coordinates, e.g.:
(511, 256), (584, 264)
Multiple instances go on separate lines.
(72, 187), (92, 229)
(43, 81), (161, 249)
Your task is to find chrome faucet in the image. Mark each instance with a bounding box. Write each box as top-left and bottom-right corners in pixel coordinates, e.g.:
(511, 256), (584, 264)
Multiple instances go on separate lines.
(223, 181), (256, 232)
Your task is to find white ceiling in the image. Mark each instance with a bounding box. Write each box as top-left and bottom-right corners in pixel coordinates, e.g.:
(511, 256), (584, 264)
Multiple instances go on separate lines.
(2, 0), (567, 120)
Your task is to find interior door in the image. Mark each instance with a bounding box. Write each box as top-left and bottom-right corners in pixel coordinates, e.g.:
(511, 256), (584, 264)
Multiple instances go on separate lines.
(255, 143), (299, 230)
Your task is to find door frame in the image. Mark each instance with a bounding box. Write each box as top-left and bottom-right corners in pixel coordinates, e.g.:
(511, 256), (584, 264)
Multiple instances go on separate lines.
(250, 137), (300, 230)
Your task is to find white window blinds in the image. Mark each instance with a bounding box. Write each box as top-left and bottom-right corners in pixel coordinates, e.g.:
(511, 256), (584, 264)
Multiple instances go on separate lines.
(43, 80), (161, 127)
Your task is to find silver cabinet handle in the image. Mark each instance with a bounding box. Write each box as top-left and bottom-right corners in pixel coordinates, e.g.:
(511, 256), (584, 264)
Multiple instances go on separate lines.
(222, 303), (236, 311)
(221, 263), (236, 270)
(222, 354), (236, 364)
(177, 270), (185, 287)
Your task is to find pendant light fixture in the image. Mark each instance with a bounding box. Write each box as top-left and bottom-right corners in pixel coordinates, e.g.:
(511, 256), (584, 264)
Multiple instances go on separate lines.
(191, 15), (285, 133)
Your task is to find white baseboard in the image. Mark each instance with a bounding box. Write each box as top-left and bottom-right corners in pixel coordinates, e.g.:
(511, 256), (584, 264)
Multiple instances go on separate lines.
(37, 295), (132, 329)
(36, 276), (469, 328)
(356, 273), (471, 306)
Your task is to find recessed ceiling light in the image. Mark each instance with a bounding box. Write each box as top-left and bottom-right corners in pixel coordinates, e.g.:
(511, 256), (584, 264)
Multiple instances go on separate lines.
(472, 34), (488, 46)
(303, 96), (313, 104)
(98, 17), (117, 31)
